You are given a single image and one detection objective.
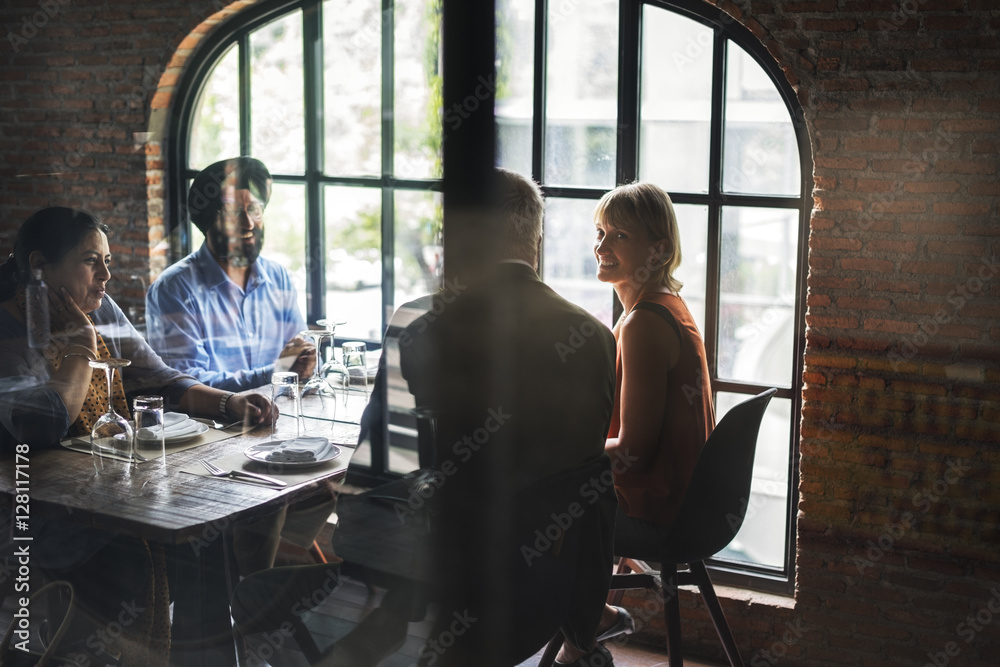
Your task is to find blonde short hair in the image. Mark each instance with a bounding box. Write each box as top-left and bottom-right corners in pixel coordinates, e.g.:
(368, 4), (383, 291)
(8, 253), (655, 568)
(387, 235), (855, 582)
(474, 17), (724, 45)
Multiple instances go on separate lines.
(594, 182), (682, 293)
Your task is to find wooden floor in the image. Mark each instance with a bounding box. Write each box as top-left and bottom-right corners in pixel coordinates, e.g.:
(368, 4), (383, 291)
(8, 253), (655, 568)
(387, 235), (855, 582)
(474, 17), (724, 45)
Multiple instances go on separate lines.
(244, 571), (724, 667)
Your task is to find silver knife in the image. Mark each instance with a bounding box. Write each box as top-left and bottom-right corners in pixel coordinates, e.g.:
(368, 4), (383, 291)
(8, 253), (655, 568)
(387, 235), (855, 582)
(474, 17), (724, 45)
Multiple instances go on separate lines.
(228, 469), (287, 487)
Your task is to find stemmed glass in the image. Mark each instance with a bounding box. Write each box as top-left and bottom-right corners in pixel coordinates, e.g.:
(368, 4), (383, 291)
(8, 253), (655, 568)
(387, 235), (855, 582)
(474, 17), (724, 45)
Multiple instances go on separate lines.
(298, 329), (337, 431)
(89, 358), (133, 461)
(316, 319), (349, 406)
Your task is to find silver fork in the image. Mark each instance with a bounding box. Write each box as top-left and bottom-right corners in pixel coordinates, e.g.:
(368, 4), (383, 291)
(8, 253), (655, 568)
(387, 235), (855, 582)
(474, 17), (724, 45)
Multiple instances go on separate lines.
(199, 459), (287, 487)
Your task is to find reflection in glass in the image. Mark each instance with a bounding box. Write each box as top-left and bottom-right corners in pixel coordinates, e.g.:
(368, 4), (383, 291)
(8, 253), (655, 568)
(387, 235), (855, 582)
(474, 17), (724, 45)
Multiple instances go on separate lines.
(670, 204), (708, 336)
(713, 392), (789, 570)
(264, 183), (308, 322)
(718, 207), (797, 387)
(640, 6), (713, 193)
(542, 197), (612, 327)
(250, 11), (305, 174)
(394, 0), (442, 180)
(324, 186), (382, 341)
(394, 190), (443, 309)
(723, 42), (800, 196)
(545, 0), (617, 187)
(495, 0), (534, 174)
(324, 0), (381, 176)
(188, 45), (239, 171)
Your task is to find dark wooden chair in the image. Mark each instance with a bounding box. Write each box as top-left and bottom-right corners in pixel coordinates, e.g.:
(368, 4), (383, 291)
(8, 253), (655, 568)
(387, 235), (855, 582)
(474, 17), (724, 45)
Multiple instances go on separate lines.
(538, 388), (777, 667)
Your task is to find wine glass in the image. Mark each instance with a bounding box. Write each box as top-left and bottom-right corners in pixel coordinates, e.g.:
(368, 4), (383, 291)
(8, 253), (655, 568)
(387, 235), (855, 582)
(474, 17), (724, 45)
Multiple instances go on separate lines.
(298, 330), (337, 434)
(316, 319), (349, 406)
(89, 358), (133, 461)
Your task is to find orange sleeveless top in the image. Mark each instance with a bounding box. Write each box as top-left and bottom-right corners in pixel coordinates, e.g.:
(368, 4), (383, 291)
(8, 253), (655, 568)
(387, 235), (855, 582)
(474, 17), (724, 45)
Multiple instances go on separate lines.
(609, 294), (715, 527)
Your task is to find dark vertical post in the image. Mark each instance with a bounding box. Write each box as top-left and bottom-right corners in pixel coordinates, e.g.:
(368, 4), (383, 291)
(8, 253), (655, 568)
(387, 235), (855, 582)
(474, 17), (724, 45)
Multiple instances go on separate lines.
(441, 0), (495, 280)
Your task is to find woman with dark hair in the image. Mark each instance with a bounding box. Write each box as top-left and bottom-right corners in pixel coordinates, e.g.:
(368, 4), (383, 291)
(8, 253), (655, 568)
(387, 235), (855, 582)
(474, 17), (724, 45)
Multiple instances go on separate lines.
(0, 206), (278, 664)
(0, 206), (277, 450)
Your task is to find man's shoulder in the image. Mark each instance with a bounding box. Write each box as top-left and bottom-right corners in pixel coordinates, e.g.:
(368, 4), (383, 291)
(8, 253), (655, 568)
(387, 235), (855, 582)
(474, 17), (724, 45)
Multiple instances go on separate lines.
(253, 255), (296, 285)
(152, 252), (202, 289)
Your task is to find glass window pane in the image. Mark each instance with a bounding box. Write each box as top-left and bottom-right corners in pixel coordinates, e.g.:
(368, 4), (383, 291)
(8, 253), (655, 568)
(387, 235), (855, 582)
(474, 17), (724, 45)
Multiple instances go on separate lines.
(324, 185), (382, 341)
(639, 6), (713, 194)
(250, 11), (305, 174)
(713, 391), (790, 570)
(394, 0), (442, 180)
(672, 204), (708, 336)
(495, 0), (534, 174)
(718, 207), (798, 387)
(542, 197), (612, 327)
(544, 0), (617, 188)
(324, 0), (381, 176)
(263, 183), (308, 319)
(188, 45), (239, 171)
(723, 41), (800, 196)
(394, 189), (443, 308)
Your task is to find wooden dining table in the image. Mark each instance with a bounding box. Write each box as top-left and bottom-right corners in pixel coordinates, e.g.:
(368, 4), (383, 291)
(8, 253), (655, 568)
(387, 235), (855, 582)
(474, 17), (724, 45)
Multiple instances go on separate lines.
(0, 414), (360, 666)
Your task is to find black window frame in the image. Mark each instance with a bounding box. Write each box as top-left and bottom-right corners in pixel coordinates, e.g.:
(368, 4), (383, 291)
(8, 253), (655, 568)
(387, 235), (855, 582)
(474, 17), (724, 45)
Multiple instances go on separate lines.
(522, 0), (810, 593)
(166, 0), (809, 592)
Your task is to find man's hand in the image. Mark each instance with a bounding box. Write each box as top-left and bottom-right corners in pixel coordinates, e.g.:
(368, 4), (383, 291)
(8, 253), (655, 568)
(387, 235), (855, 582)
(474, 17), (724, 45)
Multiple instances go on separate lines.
(228, 393), (278, 426)
(274, 335), (316, 376)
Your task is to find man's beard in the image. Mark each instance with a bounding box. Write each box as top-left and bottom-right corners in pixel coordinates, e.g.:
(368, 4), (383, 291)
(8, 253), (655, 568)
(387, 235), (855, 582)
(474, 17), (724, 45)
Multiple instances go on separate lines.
(210, 226), (264, 268)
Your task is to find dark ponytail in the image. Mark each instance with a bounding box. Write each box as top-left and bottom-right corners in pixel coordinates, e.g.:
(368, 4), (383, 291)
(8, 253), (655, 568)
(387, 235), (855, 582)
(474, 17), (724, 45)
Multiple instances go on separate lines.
(0, 207), (110, 302)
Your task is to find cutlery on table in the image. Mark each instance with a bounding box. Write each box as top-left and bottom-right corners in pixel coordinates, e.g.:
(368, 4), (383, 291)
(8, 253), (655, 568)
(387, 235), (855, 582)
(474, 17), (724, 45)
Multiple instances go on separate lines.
(199, 459), (287, 487)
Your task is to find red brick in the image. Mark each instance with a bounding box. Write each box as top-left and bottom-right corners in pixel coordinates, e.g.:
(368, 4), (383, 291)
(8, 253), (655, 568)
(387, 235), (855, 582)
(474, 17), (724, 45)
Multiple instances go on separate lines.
(900, 260), (957, 276)
(871, 200), (925, 214)
(933, 202), (991, 216)
(872, 159), (928, 173)
(866, 239), (918, 254)
(841, 258), (894, 272)
(902, 181), (961, 194)
(844, 136), (900, 152)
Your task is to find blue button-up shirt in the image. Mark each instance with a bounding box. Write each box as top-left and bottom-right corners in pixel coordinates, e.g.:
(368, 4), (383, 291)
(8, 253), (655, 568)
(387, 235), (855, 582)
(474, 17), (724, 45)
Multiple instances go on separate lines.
(145, 243), (306, 391)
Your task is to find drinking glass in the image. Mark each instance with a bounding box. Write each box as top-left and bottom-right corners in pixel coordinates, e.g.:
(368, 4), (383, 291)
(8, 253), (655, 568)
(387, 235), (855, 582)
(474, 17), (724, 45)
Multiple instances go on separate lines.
(89, 358), (133, 461)
(316, 319), (349, 403)
(299, 330), (337, 436)
(342, 341), (368, 424)
(132, 395), (165, 465)
(271, 371), (301, 440)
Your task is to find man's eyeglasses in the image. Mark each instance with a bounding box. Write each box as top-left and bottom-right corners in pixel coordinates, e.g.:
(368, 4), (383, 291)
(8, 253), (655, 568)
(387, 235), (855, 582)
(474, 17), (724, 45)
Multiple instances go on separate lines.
(223, 202), (265, 222)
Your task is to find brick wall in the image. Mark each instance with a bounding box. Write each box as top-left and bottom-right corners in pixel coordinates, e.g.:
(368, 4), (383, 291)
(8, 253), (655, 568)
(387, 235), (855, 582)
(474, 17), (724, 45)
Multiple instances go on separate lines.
(1, 0), (999, 665)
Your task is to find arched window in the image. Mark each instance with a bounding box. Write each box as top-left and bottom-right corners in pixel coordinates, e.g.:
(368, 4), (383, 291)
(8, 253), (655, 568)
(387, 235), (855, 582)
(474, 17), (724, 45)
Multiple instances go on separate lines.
(494, 0), (809, 590)
(169, 0), (444, 345)
(168, 0), (808, 589)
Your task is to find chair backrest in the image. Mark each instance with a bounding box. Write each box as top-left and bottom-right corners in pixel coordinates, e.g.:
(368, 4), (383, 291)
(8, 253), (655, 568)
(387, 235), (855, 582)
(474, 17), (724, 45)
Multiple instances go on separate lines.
(662, 388), (777, 564)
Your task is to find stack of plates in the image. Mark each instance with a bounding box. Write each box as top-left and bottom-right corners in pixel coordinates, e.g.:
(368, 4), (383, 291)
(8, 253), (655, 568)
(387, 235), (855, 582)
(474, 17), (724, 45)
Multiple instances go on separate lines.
(136, 412), (208, 445)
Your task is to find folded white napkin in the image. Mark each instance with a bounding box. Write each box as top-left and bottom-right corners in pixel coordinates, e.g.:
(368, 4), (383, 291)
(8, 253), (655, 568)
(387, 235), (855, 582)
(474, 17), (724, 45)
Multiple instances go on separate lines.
(163, 412), (189, 427)
(138, 413), (202, 441)
(265, 437), (332, 463)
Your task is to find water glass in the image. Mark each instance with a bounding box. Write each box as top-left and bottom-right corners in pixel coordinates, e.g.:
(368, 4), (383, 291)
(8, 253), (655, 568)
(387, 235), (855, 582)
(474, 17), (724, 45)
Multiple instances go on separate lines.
(341, 342), (368, 424)
(271, 371), (302, 439)
(133, 395), (165, 465)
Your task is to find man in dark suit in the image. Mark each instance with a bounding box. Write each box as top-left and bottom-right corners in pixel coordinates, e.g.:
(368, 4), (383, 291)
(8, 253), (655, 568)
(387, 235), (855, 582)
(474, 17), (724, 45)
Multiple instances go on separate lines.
(398, 168), (619, 666)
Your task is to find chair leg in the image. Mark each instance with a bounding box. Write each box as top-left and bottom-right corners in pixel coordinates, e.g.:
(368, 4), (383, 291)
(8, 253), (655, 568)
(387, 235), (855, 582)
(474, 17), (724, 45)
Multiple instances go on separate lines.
(310, 540), (328, 564)
(607, 557), (631, 607)
(536, 632), (563, 667)
(687, 561), (744, 667)
(661, 563), (683, 667)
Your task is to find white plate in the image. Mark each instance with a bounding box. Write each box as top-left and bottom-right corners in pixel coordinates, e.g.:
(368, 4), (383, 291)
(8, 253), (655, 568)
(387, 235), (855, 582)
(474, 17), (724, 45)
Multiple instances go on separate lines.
(136, 420), (209, 445)
(243, 441), (343, 469)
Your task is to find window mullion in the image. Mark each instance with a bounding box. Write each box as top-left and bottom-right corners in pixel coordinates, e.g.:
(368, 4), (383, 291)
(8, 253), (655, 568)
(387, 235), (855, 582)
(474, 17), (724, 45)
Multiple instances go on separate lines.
(304, 0), (325, 324)
(381, 0), (395, 337)
(616, 0), (641, 186)
(703, 31), (726, 386)
(531, 0), (547, 185)
(239, 34), (251, 156)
